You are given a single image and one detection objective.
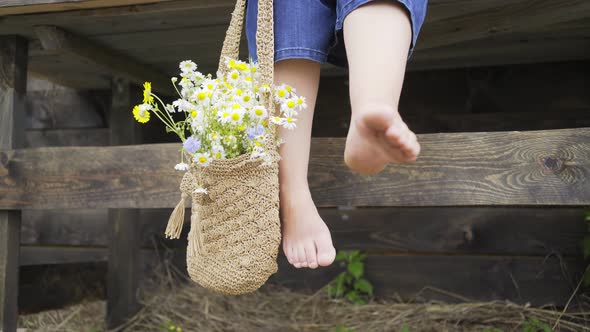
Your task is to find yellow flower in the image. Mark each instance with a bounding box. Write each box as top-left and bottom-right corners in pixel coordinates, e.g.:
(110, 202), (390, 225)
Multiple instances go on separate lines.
(142, 82), (154, 104)
(132, 104), (150, 123)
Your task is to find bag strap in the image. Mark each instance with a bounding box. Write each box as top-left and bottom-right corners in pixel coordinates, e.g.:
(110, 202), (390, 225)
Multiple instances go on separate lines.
(217, 0), (274, 87)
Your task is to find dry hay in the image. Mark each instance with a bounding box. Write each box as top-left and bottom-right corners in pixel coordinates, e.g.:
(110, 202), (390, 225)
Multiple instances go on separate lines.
(19, 262), (590, 332)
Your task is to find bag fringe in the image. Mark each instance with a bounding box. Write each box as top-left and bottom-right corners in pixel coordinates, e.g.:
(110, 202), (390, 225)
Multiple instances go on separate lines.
(165, 192), (188, 239)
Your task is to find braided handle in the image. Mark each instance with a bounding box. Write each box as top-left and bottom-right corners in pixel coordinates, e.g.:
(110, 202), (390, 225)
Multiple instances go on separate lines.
(217, 0), (274, 87)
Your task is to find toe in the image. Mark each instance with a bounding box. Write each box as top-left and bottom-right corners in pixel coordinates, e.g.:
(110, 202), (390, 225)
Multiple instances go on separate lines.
(304, 241), (318, 269)
(286, 245), (297, 265)
(297, 245), (308, 268)
(315, 235), (336, 267)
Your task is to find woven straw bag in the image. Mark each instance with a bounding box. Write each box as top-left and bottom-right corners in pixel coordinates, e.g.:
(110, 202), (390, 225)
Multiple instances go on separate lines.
(163, 0), (281, 295)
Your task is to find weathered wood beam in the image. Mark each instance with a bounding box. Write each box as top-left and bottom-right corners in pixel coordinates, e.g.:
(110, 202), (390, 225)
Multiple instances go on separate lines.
(33, 25), (175, 96)
(25, 128), (109, 147)
(106, 77), (142, 328)
(107, 208), (140, 328)
(0, 34), (27, 332)
(19, 207), (588, 256)
(418, 0), (590, 50)
(0, 0), (176, 15)
(0, 128), (589, 209)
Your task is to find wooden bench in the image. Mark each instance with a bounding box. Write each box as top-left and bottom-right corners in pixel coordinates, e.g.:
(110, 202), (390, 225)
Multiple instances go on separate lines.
(1, 0), (590, 330)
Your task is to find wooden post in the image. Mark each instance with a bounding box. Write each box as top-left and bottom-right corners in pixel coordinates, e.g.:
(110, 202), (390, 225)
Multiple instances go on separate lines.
(0, 35), (27, 332)
(106, 78), (142, 328)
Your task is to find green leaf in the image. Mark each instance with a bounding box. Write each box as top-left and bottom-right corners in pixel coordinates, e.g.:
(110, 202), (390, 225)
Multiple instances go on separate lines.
(348, 261), (364, 279)
(335, 251), (348, 262)
(353, 297), (367, 305)
(400, 325), (411, 332)
(335, 324), (346, 332)
(349, 250), (361, 261)
(335, 272), (347, 297)
(585, 212), (590, 221)
(345, 290), (360, 303)
(354, 278), (374, 296)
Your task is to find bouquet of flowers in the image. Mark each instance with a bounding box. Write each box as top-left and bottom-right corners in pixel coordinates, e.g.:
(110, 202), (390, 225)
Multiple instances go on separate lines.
(132, 57), (307, 180)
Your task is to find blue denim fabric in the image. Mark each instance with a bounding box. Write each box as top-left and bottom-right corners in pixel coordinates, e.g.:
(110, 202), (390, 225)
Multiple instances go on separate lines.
(245, 0), (428, 68)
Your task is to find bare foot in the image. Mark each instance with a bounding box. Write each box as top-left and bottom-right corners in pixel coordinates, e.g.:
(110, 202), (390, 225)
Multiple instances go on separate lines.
(344, 104), (420, 175)
(280, 187), (336, 269)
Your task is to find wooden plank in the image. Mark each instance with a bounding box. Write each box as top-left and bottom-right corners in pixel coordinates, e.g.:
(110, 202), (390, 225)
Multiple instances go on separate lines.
(0, 211), (20, 332)
(19, 207), (587, 256)
(25, 128), (109, 147)
(34, 25), (174, 96)
(0, 0), (176, 15)
(270, 254), (585, 306)
(20, 245), (107, 265)
(107, 209), (141, 328)
(1, 128), (589, 209)
(106, 77), (142, 328)
(417, 0), (590, 50)
(0, 34), (27, 332)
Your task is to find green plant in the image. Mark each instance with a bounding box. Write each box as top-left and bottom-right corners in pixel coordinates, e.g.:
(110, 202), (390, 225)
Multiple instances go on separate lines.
(161, 320), (183, 332)
(327, 250), (373, 305)
(484, 328), (504, 332)
(582, 211), (590, 288)
(522, 317), (553, 332)
(335, 324), (355, 332)
(400, 324), (411, 332)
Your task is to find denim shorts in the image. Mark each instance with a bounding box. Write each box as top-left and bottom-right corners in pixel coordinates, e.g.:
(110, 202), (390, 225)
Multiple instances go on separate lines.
(245, 0), (428, 68)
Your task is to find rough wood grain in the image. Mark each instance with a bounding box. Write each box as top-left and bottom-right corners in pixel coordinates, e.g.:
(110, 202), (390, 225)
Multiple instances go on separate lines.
(107, 208), (141, 328)
(18, 207), (588, 257)
(1, 128), (589, 209)
(34, 25), (174, 96)
(0, 34), (27, 332)
(20, 245), (107, 265)
(0, 211), (20, 332)
(106, 77), (142, 328)
(270, 254), (585, 306)
(417, 0), (590, 50)
(0, 0), (177, 15)
(25, 128), (109, 147)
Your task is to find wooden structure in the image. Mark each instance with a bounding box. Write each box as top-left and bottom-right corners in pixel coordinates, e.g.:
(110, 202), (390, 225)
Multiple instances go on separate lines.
(1, 0), (589, 330)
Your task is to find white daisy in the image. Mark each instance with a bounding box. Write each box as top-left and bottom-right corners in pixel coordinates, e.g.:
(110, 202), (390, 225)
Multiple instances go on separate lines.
(139, 103), (153, 112)
(172, 99), (196, 113)
(174, 162), (190, 171)
(179, 60), (197, 73)
(250, 105), (268, 121)
(193, 187), (208, 195)
(194, 152), (211, 167)
(282, 116), (297, 130)
(270, 116), (284, 126)
(296, 96), (307, 110)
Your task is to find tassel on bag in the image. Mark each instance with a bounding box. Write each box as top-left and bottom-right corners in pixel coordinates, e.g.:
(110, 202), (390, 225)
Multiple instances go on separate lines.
(165, 192), (188, 239)
(165, 170), (196, 239)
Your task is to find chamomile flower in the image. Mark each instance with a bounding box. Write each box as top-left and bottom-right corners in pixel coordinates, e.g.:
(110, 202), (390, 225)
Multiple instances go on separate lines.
(229, 106), (245, 125)
(211, 145), (226, 159)
(172, 99), (196, 113)
(270, 116), (284, 126)
(239, 92), (255, 107)
(282, 116), (297, 130)
(281, 98), (298, 116)
(174, 162), (190, 171)
(274, 84), (289, 102)
(193, 187), (208, 195)
(216, 108), (231, 123)
(296, 96), (307, 110)
(194, 152), (211, 166)
(227, 70), (240, 85)
(179, 60), (197, 73)
(250, 105), (268, 121)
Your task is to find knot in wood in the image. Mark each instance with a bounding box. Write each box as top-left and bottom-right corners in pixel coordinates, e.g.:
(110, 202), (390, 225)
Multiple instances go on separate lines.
(541, 156), (564, 174)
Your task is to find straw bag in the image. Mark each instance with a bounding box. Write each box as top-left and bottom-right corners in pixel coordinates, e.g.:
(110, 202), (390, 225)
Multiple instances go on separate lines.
(163, 0), (281, 295)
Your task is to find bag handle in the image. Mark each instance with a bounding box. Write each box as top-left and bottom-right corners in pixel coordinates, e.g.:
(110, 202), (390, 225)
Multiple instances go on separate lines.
(217, 0), (274, 87)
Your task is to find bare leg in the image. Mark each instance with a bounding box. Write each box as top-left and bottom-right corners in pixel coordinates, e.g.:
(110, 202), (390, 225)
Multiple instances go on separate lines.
(274, 59), (336, 269)
(343, 0), (421, 175)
